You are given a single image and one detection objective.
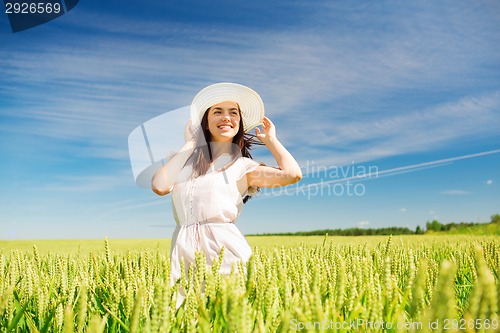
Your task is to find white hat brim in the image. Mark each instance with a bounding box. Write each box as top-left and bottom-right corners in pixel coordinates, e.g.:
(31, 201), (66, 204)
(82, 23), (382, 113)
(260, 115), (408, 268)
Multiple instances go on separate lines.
(190, 82), (265, 133)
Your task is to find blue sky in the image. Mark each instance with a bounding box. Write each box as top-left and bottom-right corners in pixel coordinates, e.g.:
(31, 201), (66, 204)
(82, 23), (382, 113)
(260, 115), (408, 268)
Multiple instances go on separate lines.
(1, 0), (499, 239)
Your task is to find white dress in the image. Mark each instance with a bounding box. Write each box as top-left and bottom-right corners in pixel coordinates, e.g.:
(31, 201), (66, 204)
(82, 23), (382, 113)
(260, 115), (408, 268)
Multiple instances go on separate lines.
(169, 155), (260, 284)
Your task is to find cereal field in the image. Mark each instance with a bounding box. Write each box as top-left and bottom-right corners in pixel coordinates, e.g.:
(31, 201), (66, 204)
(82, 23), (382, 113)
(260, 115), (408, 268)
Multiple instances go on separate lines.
(0, 235), (498, 332)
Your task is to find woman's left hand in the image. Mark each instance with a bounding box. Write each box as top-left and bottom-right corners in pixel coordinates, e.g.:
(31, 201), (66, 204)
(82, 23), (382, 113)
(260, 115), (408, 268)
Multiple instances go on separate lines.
(248, 116), (302, 188)
(255, 116), (276, 144)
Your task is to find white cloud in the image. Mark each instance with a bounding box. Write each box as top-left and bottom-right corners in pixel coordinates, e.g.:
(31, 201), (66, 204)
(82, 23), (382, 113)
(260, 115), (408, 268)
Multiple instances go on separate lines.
(357, 220), (370, 229)
(486, 179), (493, 185)
(428, 211), (439, 220)
(400, 208), (407, 212)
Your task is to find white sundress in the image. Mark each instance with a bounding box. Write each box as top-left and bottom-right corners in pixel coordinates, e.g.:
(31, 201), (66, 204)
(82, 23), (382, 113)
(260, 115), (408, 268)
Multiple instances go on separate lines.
(169, 155), (260, 285)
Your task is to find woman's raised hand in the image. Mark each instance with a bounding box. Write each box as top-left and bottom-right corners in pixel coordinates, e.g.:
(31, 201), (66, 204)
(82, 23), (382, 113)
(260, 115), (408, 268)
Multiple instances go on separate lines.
(183, 118), (198, 143)
(255, 116), (276, 144)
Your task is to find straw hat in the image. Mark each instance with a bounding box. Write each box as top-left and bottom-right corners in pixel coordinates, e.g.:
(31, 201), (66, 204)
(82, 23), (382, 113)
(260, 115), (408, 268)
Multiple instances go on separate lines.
(190, 82), (265, 133)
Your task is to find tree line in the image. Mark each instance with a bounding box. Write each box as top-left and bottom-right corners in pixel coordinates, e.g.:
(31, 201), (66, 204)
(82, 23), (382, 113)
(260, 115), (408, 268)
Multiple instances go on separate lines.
(424, 213), (500, 232)
(248, 214), (500, 237)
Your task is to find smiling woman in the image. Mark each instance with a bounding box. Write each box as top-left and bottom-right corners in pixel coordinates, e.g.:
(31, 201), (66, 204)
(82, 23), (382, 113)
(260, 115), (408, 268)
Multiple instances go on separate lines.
(151, 82), (302, 307)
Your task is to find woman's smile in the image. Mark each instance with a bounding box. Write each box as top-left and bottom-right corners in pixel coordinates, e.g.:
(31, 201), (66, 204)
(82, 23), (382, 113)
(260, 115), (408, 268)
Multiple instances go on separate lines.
(217, 122), (233, 130)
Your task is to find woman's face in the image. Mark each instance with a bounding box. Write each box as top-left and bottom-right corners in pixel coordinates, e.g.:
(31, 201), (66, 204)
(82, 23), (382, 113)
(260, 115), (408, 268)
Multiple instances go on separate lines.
(207, 101), (241, 142)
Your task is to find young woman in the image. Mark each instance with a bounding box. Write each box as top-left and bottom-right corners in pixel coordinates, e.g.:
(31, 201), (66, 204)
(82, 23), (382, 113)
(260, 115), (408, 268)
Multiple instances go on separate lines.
(151, 83), (301, 301)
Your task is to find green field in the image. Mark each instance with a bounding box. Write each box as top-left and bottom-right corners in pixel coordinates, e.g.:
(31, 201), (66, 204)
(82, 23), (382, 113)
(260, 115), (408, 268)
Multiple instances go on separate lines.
(0, 235), (498, 332)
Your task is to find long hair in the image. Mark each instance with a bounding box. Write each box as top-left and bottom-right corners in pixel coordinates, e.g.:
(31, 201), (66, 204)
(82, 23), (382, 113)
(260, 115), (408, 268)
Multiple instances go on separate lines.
(192, 106), (262, 202)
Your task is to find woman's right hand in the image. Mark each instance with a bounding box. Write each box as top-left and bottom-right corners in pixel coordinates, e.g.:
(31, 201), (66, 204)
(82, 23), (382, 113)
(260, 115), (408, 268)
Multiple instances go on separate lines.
(153, 120), (197, 196)
(183, 118), (198, 143)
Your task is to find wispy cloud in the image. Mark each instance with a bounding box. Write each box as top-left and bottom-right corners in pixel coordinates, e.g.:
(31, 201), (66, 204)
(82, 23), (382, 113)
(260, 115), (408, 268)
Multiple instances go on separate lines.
(259, 148), (500, 197)
(285, 92), (500, 167)
(1, 1), (499, 195)
(33, 170), (133, 192)
(1, 0), (498, 167)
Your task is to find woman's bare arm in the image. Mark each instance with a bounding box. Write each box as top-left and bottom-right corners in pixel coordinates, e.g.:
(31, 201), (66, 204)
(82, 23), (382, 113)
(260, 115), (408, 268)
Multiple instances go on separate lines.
(151, 140), (195, 196)
(247, 117), (302, 188)
(152, 121), (198, 196)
